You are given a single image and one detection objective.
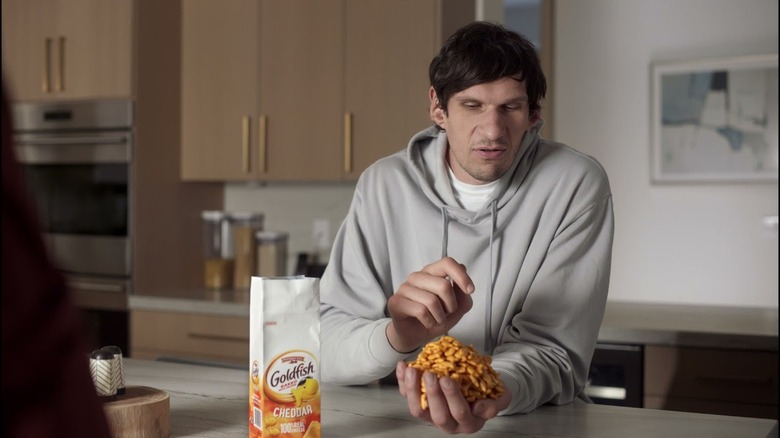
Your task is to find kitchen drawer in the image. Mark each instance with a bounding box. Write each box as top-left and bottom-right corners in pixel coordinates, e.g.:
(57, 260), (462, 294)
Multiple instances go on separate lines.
(644, 345), (778, 406)
(130, 310), (249, 366)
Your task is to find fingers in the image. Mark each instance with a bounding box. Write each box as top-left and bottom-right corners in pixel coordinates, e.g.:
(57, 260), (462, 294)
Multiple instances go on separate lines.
(403, 366), (428, 420)
(424, 374), (459, 432)
(401, 364), (492, 434)
(386, 257), (475, 353)
(472, 382), (512, 420)
(423, 374), (486, 434)
(396, 362), (408, 397)
(422, 257), (475, 295)
(472, 400), (499, 421)
(405, 272), (458, 315)
(451, 282), (474, 320)
(392, 286), (447, 328)
(393, 257), (474, 326)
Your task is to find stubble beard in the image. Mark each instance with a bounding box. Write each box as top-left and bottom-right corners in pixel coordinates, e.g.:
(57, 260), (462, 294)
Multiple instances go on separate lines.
(459, 140), (519, 183)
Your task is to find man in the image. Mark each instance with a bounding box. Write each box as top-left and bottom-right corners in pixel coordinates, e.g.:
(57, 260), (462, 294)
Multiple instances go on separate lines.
(2, 83), (112, 437)
(320, 22), (613, 434)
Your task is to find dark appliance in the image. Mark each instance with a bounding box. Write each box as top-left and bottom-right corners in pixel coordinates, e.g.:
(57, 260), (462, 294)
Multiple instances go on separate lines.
(12, 99), (133, 353)
(585, 342), (644, 407)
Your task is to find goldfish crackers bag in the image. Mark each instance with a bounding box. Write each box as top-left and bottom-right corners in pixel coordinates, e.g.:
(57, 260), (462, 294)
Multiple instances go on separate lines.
(249, 277), (321, 438)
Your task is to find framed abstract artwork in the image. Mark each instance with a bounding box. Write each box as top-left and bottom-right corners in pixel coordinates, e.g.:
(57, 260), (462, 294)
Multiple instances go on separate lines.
(651, 54), (778, 183)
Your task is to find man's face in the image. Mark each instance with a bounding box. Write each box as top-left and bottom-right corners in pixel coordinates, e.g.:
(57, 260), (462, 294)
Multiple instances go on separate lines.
(430, 77), (537, 185)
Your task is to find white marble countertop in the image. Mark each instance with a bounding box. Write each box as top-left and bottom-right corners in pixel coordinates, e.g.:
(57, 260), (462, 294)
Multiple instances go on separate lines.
(129, 290), (779, 350)
(597, 301), (778, 350)
(130, 288), (251, 317)
(122, 358), (778, 437)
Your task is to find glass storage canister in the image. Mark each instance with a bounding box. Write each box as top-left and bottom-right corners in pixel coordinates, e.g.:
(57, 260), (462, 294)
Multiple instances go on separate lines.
(230, 212), (264, 289)
(202, 210), (234, 289)
(255, 231), (288, 277)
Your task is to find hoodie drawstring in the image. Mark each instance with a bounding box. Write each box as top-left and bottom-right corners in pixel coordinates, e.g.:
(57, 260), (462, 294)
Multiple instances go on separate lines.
(440, 207), (450, 259)
(439, 202), (498, 354)
(485, 200), (497, 353)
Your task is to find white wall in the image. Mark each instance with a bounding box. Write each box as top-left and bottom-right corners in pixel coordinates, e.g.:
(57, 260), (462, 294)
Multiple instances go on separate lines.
(554, 0), (778, 307)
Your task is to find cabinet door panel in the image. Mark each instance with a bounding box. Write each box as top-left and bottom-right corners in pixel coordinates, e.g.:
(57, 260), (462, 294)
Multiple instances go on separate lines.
(130, 310), (249, 366)
(55, 0), (133, 99)
(344, 0), (439, 179)
(644, 395), (778, 420)
(259, 0), (344, 181)
(645, 346), (778, 405)
(2, 0), (132, 101)
(181, 0), (259, 180)
(2, 0), (57, 101)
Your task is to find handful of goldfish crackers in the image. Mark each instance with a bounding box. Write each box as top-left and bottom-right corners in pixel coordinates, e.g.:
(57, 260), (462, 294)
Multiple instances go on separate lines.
(407, 336), (505, 409)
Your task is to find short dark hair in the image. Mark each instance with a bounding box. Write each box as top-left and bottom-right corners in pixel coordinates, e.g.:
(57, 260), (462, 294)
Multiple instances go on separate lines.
(429, 21), (547, 118)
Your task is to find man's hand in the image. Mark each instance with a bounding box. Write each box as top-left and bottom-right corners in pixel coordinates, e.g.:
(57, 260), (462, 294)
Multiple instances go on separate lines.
(386, 257), (475, 353)
(396, 362), (512, 434)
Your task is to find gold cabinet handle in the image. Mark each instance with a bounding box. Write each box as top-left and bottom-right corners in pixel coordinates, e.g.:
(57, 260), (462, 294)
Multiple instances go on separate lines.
(55, 36), (65, 92)
(42, 38), (52, 93)
(258, 115), (267, 173)
(241, 116), (250, 173)
(187, 332), (249, 343)
(344, 111), (353, 173)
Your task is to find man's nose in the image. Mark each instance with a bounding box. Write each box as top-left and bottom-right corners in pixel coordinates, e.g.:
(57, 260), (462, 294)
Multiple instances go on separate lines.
(480, 109), (506, 140)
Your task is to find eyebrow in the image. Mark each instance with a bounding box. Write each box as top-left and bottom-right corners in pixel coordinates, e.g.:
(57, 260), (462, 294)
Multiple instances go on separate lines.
(454, 95), (529, 104)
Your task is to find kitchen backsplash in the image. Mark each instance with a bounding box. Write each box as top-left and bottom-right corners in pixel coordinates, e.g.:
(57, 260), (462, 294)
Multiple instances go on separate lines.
(224, 183), (356, 275)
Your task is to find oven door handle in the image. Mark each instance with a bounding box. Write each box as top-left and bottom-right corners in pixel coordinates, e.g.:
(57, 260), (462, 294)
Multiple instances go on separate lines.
(69, 281), (126, 293)
(15, 135), (129, 146)
(14, 135), (131, 164)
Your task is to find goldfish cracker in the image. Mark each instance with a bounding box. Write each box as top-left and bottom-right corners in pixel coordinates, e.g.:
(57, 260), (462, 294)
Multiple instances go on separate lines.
(263, 414), (278, 427)
(302, 420), (321, 438)
(407, 335), (504, 409)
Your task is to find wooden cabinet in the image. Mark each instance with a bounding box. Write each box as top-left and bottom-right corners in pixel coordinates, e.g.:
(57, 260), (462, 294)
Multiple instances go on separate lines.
(180, 0), (474, 182)
(180, 0), (343, 181)
(179, 0), (259, 181)
(130, 310), (249, 367)
(1, 0), (133, 101)
(258, 1), (344, 181)
(644, 345), (778, 419)
(344, 0), (463, 177)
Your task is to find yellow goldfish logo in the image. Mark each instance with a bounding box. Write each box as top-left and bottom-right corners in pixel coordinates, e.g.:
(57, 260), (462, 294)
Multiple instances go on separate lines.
(291, 377), (319, 407)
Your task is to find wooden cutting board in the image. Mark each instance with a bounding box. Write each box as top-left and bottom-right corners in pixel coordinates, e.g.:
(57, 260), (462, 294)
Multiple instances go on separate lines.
(103, 386), (170, 438)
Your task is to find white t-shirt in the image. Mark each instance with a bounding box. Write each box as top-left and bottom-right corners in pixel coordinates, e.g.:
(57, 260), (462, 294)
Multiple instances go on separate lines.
(448, 166), (499, 211)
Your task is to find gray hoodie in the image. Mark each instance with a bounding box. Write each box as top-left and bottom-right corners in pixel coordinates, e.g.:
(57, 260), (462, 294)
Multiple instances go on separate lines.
(320, 122), (614, 415)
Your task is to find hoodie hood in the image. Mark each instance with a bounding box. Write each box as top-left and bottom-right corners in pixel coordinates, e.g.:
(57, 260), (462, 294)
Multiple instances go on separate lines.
(406, 120), (543, 220)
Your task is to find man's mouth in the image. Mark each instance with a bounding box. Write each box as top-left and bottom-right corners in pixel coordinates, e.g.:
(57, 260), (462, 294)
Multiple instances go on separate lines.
(475, 147), (507, 159)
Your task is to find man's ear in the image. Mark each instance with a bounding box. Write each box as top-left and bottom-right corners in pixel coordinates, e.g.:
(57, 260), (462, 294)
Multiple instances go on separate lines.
(429, 86), (446, 128)
(530, 108), (542, 124)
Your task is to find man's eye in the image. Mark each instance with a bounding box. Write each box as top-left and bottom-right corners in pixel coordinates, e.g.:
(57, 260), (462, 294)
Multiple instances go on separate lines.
(463, 102), (480, 109)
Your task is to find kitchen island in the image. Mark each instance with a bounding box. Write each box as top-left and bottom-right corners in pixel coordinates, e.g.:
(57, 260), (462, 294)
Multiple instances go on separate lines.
(123, 358), (778, 438)
(128, 293), (779, 419)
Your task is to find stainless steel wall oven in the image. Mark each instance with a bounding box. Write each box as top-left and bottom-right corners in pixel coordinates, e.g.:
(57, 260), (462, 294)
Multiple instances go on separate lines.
(12, 99), (133, 353)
